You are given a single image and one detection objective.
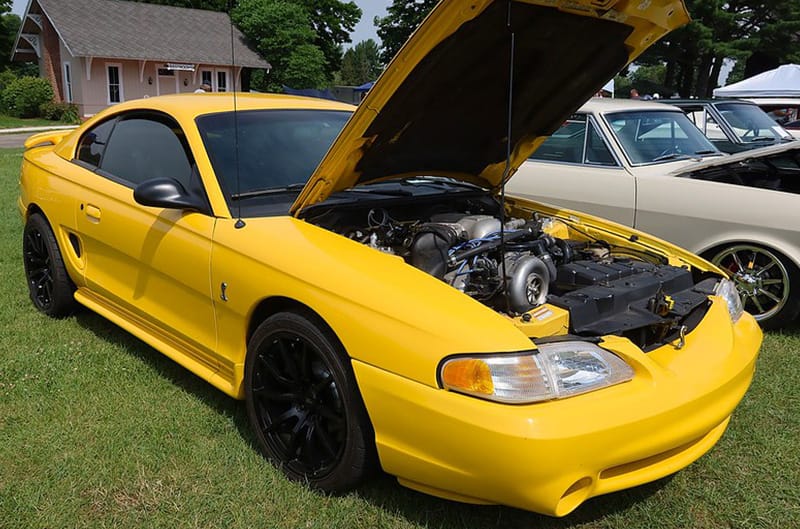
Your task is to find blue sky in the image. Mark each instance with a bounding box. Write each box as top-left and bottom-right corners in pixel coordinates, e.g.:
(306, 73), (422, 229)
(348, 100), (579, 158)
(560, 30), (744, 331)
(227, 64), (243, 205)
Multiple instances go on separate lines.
(12, 0), (389, 48)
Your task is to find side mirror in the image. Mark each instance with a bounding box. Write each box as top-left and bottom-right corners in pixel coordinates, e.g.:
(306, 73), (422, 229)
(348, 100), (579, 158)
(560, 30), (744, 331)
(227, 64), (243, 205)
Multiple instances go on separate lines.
(133, 178), (205, 211)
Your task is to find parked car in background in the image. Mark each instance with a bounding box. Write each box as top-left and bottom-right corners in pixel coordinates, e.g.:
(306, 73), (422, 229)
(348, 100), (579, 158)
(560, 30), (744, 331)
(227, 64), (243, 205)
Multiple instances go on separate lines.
(667, 99), (795, 152)
(746, 98), (800, 138)
(509, 97), (800, 328)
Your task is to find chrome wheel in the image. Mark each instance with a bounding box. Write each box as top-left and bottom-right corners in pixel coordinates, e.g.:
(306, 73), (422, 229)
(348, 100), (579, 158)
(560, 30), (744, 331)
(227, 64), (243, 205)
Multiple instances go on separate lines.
(711, 245), (790, 323)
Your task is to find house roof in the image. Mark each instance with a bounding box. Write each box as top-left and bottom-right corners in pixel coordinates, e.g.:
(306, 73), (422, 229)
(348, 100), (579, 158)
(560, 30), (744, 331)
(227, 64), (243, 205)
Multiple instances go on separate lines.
(13, 0), (270, 69)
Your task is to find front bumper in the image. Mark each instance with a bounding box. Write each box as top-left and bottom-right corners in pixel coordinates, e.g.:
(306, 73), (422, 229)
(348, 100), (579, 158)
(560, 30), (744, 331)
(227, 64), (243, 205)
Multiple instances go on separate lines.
(352, 299), (761, 516)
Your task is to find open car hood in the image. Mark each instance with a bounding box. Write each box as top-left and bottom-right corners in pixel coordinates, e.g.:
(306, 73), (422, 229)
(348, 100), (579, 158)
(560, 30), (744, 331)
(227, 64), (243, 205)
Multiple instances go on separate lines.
(668, 141), (800, 176)
(291, 0), (690, 215)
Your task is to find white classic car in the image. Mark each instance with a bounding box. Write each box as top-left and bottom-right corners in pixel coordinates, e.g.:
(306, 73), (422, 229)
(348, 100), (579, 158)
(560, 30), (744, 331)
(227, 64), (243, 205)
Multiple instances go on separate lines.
(508, 98), (800, 328)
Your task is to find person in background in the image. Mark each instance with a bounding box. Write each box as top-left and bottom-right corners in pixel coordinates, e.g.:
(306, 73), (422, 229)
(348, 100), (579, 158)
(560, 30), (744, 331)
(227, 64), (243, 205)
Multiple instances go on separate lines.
(194, 83), (212, 93)
(630, 88), (641, 99)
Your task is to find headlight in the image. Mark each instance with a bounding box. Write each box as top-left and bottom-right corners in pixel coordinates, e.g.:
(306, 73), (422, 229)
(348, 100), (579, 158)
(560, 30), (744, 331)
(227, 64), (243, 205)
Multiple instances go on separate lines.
(439, 341), (634, 404)
(715, 278), (744, 323)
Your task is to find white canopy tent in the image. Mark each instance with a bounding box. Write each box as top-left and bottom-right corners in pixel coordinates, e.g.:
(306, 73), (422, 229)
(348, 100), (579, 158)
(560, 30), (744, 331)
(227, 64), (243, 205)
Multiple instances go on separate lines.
(713, 64), (800, 98)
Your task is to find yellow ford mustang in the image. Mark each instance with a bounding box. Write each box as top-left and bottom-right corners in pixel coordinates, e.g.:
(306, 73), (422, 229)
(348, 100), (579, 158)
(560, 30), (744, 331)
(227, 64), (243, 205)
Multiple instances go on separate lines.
(18, 0), (760, 517)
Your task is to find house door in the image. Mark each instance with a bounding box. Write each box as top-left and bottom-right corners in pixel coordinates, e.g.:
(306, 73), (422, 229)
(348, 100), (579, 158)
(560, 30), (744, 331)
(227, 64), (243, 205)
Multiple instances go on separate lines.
(157, 67), (178, 95)
(215, 69), (229, 92)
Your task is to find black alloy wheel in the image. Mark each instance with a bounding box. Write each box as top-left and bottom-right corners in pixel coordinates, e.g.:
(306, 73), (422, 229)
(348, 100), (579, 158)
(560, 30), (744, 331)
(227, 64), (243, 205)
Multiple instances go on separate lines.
(245, 311), (376, 491)
(22, 213), (76, 318)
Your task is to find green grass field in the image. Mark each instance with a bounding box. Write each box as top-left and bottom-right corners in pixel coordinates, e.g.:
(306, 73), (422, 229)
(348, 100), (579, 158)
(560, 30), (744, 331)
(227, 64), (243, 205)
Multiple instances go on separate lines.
(1, 148), (798, 528)
(0, 115), (70, 129)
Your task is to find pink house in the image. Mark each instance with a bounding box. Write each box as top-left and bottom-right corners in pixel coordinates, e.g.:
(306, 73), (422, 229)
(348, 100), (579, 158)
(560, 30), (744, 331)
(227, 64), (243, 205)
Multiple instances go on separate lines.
(11, 0), (271, 117)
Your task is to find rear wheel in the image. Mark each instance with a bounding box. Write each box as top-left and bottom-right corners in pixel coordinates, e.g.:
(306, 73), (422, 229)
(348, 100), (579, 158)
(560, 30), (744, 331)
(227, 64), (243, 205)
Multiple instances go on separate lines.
(709, 244), (800, 329)
(244, 311), (376, 492)
(22, 213), (76, 318)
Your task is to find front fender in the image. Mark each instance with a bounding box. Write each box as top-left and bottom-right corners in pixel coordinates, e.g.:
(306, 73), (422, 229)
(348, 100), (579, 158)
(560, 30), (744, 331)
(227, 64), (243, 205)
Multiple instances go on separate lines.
(211, 216), (534, 392)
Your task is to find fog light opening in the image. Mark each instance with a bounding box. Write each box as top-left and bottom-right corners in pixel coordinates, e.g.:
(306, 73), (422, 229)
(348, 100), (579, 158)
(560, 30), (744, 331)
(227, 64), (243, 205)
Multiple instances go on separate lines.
(555, 477), (593, 517)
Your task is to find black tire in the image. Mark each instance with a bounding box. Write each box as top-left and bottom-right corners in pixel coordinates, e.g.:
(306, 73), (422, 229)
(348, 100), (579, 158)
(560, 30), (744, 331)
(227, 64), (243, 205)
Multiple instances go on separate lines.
(708, 244), (800, 329)
(22, 213), (76, 318)
(244, 311), (377, 492)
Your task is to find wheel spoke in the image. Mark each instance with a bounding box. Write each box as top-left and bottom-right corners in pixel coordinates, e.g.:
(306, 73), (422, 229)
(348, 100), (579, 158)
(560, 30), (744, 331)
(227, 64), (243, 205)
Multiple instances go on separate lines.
(277, 338), (301, 382)
(758, 289), (782, 304)
(264, 408), (298, 434)
(258, 353), (293, 387)
(312, 420), (340, 459)
(750, 294), (765, 313)
(731, 252), (745, 272)
(251, 384), (296, 402)
(755, 261), (776, 277)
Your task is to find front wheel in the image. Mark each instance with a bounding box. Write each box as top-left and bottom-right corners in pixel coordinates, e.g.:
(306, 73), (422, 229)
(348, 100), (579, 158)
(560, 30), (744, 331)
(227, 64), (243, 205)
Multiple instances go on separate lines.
(22, 213), (76, 318)
(244, 311), (376, 492)
(709, 244), (800, 329)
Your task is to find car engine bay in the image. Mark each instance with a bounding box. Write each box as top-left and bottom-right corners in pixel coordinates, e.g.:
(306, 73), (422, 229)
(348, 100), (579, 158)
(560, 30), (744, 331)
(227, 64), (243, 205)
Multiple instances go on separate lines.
(303, 190), (716, 350)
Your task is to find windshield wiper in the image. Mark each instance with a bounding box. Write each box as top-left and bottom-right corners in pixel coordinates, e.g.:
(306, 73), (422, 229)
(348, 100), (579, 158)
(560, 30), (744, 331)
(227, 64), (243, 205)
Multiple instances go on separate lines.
(231, 183), (305, 200)
(746, 136), (776, 142)
(693, 149), (718, 155)
(652, 153), (690, 162)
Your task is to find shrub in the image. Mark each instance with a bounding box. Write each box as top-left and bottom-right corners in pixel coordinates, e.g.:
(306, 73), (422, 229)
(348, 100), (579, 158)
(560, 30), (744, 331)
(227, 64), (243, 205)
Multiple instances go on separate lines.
(39, 100), (80, 123)
(0, 69), (17, 95)
(2, 76), (54, 118)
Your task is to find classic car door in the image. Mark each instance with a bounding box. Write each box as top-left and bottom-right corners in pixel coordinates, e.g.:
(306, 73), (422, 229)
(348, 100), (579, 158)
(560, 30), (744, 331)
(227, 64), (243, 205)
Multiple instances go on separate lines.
(508, 114), (637, 226)
(71, 112), (219, 367)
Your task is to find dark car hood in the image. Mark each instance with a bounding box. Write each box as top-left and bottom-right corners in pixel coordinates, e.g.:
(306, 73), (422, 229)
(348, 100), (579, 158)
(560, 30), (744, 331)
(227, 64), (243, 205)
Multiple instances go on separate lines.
(291, 0), (690, 215)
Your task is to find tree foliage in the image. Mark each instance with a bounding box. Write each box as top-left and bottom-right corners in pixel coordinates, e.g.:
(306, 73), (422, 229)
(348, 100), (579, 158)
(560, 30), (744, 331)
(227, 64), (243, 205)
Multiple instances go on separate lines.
(231, 0), (327, 90)
(0, 0), (19, 72)
(300, 0), (361, 77)
(637, 0), (800, 97)
(339, 39), (381, 86)
(375, 0), (437, 65)
(133, 0), (360, 87)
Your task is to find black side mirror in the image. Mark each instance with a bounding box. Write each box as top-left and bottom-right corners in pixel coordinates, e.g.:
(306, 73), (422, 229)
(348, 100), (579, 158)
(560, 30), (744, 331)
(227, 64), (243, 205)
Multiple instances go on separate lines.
(133, 178), (205, 211)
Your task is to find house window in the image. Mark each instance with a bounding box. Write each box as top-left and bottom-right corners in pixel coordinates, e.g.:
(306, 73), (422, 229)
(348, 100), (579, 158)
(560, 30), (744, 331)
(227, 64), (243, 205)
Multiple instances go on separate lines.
(217, 70), (227, 92)
(63, 62), (73, 102)
(201, 70), (212, 87)
(106, 64), (123, 104)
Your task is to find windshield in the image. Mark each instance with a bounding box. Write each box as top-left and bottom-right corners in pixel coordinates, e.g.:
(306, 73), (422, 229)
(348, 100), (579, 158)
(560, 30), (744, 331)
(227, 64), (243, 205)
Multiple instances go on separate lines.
(606, 110), (719, 165)
(196, 109), (352, 206)
(715, 102), (794, 143)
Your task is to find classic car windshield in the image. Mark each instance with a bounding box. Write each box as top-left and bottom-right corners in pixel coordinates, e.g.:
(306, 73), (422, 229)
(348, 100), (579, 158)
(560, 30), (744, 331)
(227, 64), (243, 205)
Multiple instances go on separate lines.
(715, 102), (794, 143)
(196, 109), (351, 202)
(606, 110), (719, 165)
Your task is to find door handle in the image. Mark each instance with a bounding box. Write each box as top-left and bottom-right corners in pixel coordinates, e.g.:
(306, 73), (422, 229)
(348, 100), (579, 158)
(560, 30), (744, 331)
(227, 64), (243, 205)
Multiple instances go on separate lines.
(84, 204), (101, 221)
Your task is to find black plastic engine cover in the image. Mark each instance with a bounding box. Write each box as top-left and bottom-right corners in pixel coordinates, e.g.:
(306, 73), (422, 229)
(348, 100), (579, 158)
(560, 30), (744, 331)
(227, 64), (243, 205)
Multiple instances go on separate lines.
(549, 260), (707, 335)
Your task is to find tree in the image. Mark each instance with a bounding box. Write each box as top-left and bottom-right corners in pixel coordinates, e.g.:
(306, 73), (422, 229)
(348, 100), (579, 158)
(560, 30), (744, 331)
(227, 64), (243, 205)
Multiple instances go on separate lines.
(339, 39), (381, 86)
(636, 0), (800, 97)
(300, 0), (361, 78)
(231, 0), (327, 91)
(134, 0), (360, 83)
(375, 0), (436, 65)
(0, 0), (19, 71)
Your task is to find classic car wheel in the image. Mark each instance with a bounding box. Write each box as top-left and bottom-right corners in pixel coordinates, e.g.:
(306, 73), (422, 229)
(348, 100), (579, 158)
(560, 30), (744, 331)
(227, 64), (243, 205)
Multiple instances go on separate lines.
(22, 213), (76, 318)
(245, 311), (376, 492)
(710, 244), (800, 329)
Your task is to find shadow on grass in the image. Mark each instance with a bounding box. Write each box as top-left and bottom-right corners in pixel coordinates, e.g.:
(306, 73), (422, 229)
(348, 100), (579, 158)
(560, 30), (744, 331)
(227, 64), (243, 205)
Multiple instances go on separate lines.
(73, 308), (671, 528)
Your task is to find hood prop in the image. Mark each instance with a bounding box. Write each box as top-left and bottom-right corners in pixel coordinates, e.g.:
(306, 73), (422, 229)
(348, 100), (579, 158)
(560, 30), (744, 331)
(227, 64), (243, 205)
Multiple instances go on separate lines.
(499, 1), (516, 314)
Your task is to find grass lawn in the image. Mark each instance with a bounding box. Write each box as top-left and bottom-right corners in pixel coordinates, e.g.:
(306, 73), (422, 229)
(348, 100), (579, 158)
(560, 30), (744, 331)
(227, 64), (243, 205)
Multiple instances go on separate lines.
(0, 114), (71, 129)
(1, 147), (798, 528)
